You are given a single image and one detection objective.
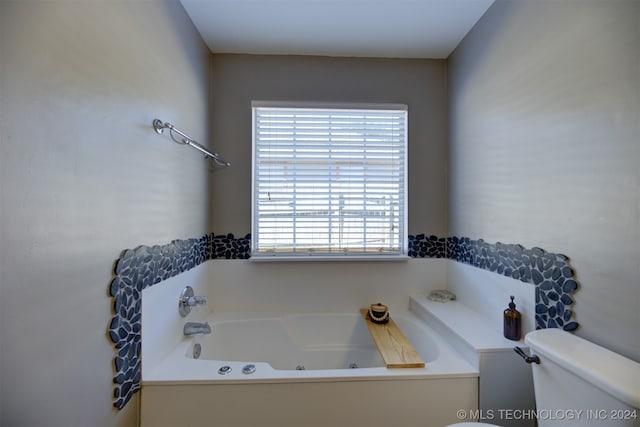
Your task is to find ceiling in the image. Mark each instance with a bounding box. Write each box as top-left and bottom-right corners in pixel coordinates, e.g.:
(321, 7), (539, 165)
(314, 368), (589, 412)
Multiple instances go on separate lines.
(180, 0), (494, 59)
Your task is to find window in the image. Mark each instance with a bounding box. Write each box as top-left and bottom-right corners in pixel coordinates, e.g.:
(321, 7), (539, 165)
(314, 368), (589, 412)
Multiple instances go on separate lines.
(251, 102), (407, 259)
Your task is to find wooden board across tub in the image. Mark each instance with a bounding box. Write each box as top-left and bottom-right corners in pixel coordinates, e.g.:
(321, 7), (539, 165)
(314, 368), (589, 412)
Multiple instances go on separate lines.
(360, 309), (425, 368)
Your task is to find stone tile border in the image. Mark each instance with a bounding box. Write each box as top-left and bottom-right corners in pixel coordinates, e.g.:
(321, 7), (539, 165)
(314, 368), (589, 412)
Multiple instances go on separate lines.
(108, 233), (578, 409)
(409, 234), (579, 331)
(107, 233), (249, 409)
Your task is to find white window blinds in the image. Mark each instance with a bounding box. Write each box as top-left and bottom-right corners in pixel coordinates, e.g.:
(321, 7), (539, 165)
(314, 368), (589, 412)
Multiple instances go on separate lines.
(252, 103), (408, 258)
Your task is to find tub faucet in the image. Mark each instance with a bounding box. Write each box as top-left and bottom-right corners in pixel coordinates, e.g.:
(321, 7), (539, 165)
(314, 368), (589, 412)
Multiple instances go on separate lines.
(183, 322), (211, 336)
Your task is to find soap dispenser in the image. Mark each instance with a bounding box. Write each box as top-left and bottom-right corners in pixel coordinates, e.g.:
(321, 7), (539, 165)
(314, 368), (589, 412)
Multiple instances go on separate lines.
(503, 295), (521, 341)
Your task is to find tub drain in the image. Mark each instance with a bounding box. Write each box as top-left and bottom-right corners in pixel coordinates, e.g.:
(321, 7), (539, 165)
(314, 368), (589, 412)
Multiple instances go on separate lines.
(193, 343), (201, 359)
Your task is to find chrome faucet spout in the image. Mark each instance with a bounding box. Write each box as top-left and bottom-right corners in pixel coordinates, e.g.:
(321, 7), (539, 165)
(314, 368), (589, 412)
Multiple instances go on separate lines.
(183, 322), (211, 336)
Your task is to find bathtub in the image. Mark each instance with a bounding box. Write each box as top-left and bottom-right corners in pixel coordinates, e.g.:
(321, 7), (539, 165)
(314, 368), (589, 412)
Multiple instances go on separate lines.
(141, 310), (478, 427)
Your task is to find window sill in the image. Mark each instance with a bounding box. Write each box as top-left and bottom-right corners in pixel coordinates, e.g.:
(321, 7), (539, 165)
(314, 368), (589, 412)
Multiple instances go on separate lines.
(249, 255), (411, 263)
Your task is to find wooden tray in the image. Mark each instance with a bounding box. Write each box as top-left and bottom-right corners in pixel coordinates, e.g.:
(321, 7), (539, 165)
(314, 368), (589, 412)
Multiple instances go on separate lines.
(360, 308), (425, 368)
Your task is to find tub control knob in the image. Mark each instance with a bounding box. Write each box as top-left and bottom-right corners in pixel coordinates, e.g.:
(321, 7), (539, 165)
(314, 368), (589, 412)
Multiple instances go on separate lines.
(242, 364), (256, 375)
(218, 366), (232, 375)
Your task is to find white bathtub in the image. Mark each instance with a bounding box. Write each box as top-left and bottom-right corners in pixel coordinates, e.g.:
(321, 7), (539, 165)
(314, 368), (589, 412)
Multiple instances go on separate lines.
(141, 311), (479, 427)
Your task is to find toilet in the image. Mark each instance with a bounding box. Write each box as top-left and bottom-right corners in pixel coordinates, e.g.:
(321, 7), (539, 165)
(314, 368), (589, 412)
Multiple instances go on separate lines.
(448, 328), (640, 427)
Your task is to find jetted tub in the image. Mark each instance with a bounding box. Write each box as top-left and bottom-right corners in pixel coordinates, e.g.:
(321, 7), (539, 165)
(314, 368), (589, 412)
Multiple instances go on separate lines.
(141, 311), (479, 427)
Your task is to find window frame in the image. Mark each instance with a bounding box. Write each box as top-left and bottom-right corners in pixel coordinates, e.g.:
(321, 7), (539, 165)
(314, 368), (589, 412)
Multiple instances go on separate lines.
(250, 101), (409, 261)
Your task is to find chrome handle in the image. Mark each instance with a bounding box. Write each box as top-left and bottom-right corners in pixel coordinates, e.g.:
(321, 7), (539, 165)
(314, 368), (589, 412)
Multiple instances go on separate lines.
(514, 346), (540, 364)
(178, 286), (208, 317)
(184, 296), (208, 307)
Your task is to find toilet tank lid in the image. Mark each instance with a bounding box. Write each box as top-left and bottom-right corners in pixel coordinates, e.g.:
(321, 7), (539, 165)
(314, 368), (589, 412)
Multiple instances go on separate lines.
(525, 329), (640, 409)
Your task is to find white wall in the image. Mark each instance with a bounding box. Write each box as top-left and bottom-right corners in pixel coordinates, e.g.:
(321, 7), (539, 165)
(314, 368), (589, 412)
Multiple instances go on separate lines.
(141, 263), (211, 376)
(208, 258), (447, 314)
(209, 54), (449, 236)
(0, 1), (211, 426)
(448, 0), (639, 361)
(448, 262), (536, 336)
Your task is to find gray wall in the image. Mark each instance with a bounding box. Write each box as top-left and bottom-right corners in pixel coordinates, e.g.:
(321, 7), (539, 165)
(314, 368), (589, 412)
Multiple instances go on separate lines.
(0, 1), (211, 426)
(448, 0), (639, 360)
(209, 54), (448, 236)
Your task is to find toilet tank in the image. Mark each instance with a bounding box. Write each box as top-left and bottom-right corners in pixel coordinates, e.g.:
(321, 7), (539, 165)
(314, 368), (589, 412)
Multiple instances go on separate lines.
(525, 329), (640, 426)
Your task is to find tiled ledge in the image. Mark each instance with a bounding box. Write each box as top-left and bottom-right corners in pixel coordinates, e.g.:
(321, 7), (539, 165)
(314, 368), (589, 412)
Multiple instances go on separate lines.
(410, 296), (525, 367)
(413, 297), (526, 350)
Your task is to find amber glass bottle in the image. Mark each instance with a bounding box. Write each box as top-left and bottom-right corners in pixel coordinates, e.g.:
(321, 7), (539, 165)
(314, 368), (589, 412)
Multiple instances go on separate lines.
(503, 295), (522, 341)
